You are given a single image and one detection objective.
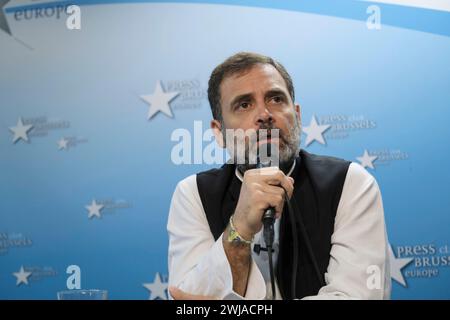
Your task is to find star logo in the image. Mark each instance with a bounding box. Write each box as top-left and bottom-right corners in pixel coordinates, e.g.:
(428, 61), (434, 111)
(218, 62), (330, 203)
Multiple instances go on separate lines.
(9, 117), (33, 143)
(0, 0), (11, 36)
(13, 266), (32, 286)
(302, 115), (331, 146)
(389, 244), (414, 287)
(143, 272), (168, 300)
(57, 137), (69, 150)
(140, 81), (179, 119)
(85, 199), (104, 219)
(357, 149), (378, 169)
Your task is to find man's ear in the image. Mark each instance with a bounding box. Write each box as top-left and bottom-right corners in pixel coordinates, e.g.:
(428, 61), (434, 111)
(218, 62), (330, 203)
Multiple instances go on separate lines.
(211, 119), (225, 148)
(295, 103), (301, 125)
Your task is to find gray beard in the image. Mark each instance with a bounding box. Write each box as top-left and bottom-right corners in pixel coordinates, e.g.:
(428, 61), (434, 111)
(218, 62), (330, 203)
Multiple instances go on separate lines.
(223, 121), (301, 174)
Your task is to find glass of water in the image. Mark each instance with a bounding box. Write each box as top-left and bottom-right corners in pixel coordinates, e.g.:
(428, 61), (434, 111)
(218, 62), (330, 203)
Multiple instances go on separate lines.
(57, 289), (108, 300)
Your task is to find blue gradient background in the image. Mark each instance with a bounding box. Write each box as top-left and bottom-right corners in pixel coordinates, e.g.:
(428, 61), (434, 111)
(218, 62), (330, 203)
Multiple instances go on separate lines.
(1, 1), (449, 299)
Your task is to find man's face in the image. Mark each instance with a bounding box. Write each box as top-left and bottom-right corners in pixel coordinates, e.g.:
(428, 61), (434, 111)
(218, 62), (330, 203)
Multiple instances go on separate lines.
(212, 63), (301, 171)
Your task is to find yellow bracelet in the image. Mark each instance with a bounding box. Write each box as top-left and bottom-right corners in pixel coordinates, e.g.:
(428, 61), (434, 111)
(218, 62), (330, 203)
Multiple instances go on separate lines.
(227, 216), (253, 245)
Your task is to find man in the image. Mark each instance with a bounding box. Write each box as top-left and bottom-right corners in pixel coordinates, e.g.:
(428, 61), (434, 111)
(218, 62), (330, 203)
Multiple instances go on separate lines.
(167, 52), (391, 300)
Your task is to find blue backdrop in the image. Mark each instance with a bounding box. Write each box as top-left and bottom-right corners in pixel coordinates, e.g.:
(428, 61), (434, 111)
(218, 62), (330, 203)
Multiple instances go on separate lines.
(1, 0), (449, 299)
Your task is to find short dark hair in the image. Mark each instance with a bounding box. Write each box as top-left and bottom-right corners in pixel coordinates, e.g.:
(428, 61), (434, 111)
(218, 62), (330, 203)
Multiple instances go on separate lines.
(207, 52), (295, 121)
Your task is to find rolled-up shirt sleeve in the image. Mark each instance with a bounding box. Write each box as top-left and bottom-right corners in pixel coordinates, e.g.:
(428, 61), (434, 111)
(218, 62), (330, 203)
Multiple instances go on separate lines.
(167, 174), (266, 300)
(303, 163), (391, 300)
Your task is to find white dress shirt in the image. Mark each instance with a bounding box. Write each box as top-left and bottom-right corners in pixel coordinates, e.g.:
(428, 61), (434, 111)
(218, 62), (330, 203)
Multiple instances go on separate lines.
(167, 162), (391, 300)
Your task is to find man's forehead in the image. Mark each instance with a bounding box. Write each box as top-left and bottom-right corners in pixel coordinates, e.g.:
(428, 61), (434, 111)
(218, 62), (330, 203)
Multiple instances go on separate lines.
(220, 64), (288, 100)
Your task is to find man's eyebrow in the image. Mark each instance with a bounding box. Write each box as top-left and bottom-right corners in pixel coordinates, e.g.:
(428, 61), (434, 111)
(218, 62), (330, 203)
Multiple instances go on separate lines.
(229, 93), (253, 108)
(265, 89), (288, 99)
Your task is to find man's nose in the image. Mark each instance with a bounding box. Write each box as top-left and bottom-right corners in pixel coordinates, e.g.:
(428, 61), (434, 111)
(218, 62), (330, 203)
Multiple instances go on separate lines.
(255, 103), (273, 125)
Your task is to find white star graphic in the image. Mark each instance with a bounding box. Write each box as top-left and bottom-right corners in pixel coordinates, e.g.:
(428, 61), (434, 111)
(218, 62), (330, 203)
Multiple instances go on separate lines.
(13, 266), (32, 286)
(57, 137), (69, 150)
(85, 199), (104, 219)
(9, 117), (33, 143)
(143, 272), (168, 300)
(0, 0), (12, 36)
(140, 81), (179, 119)
(357, 150), (378, 169)
(389, 244), (414, 287)
(302, 115), (331, 146)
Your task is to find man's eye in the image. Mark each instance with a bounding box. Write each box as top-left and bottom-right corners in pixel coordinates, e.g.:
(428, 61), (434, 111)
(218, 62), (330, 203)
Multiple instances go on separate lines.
(238, 102), (250, 109)
(270, 96), (283, 104)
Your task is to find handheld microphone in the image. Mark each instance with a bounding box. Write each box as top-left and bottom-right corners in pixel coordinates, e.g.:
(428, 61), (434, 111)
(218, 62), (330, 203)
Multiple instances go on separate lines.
(256, 142), (322, 299)
(256, 142), (277, 248)
(256, 142), (278, 299)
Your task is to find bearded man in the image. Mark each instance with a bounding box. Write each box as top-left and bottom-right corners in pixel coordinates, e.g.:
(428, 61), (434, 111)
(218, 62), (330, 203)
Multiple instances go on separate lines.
(167, 52), (391, 300)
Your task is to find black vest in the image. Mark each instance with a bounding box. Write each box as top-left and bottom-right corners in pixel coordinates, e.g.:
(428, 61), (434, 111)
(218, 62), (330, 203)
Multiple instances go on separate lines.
(196, 150), (350, 299)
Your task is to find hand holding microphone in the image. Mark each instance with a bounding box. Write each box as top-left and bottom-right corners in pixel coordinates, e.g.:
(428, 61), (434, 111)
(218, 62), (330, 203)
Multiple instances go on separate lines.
(231, 143), (294, 243)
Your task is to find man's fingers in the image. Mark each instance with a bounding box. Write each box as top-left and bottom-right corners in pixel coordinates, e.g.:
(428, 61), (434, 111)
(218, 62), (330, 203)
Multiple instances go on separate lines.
(258, 173), (294, 201)
(266, 176), (294, 199)
(168, 286), (182, 300)
(257, 192), (285, 218)
(261, 184), (289, 202)
(169, 286), (217, 300)
(249, 169), (294, 196)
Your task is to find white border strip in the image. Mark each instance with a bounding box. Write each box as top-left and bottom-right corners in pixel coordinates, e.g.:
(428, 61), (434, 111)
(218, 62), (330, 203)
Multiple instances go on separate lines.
(359, 0), (450, 12)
